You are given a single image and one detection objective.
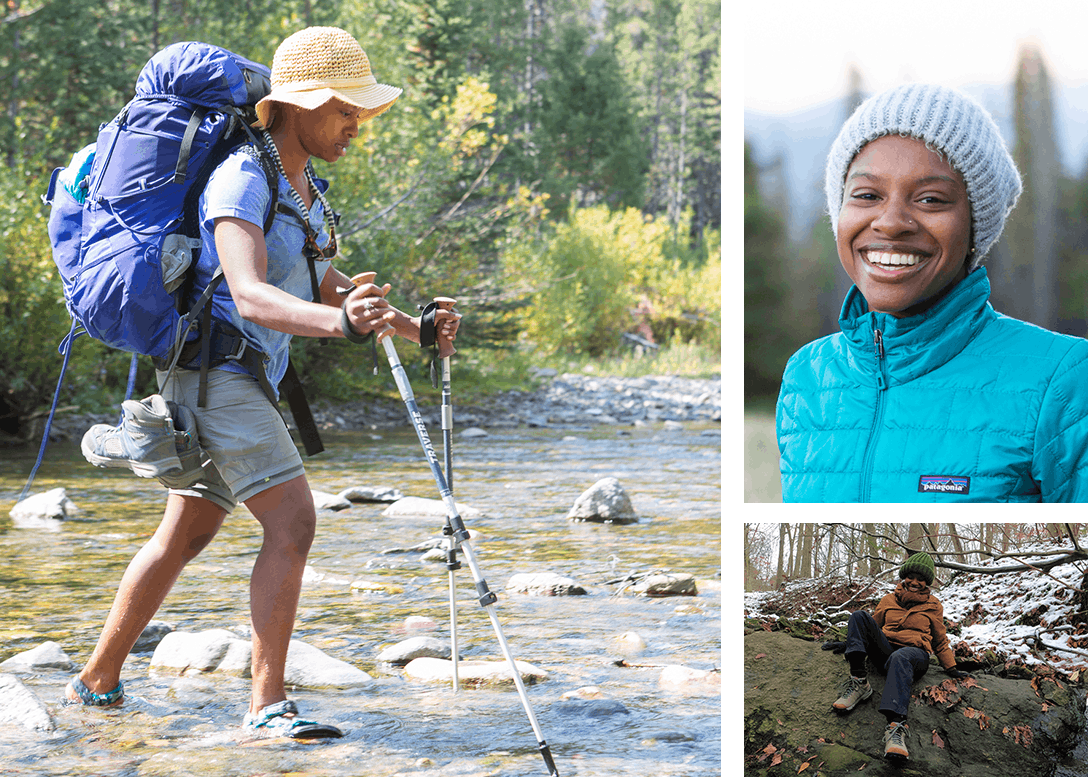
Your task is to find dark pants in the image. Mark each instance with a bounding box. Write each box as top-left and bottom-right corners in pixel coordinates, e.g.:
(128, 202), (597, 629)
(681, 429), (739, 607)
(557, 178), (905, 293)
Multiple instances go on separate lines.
(844, 610), (930, 718)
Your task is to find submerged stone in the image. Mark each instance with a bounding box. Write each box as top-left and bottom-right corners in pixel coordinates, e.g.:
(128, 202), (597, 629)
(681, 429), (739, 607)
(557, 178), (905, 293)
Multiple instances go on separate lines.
(629, 572), (698, 597)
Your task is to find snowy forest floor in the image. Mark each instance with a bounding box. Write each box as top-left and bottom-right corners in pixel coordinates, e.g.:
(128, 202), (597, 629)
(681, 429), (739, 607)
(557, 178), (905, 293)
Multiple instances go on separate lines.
(744, 540), (1088, 682)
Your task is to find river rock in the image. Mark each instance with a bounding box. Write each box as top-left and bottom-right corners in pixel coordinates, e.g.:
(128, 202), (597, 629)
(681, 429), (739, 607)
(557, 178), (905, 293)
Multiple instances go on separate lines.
(745, 630), (1085, 777)
(377, 636), (452, 665)
(553, 698), (631, 719)
(566, 478), (638, 524)
(9, 488), (79, 527)
(628, 572), (698, 597)
(403, 657), (548, 688)
(283, 639), (372, 688)
(149, 629), (241, 675)
(506, 572), (588, 596)
(0, 674), (54, 733)
(311, 490), (352, 511)
(302, 565), (353, 585)
(614, 631), (648, 654)
(0, 641), (75, 673)
(382, 496), (480, 519)
(460, 427), (488, 438)
(659, 664), (721, 695)
(132, 620), (174, 653)
(337, 485), (404, 503)
(215, 639), (252, 677)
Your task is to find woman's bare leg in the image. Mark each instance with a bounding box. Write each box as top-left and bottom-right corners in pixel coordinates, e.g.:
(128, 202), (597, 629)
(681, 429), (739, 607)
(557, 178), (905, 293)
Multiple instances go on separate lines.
(68, 493), (227, 698)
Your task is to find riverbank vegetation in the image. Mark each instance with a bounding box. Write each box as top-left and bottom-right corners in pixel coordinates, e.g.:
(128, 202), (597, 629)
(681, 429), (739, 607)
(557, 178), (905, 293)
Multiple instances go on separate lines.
(0, 0), (721, 438)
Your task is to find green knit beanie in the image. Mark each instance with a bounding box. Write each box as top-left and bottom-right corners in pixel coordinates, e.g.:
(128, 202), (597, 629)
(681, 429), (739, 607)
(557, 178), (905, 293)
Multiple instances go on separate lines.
(900, 552), (935, 585)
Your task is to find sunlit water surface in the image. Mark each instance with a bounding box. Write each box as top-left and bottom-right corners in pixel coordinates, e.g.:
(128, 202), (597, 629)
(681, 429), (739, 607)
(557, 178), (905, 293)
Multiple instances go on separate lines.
(0, 423), (721, 777)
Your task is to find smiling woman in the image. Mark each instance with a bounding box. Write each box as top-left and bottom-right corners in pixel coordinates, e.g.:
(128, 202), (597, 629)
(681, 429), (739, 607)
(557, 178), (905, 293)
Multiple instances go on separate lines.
(775, 83), (1088, 503)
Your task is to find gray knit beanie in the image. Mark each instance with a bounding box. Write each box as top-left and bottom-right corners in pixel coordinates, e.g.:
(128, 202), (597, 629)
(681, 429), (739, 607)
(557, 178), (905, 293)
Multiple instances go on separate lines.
(825, 83), (1022, 269)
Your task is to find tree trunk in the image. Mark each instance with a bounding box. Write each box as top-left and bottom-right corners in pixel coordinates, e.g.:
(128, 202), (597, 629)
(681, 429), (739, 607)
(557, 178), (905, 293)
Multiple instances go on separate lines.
(775, 524), (786, 588)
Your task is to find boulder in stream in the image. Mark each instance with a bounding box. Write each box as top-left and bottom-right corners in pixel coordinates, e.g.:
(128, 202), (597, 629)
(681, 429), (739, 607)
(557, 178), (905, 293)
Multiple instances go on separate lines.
(566, 477), (638, 524)
(0, 674), (54, 734)
(311, 490), (352, 511)
(745, 630), (1086, 777)
(628, 572), (698, 597)
(9, 488), (79, 528)
(150, 629), (241, 675)
(0, 641), (75, 673)
(382, 496), (480, 519)
(403, 657), (548, 688)
(506, 572), (588, 596)
(337, 485), (404, 503)
(132, 620), (174, 654)
(283, 639), (372, 688)
(377, 636), (453, 665)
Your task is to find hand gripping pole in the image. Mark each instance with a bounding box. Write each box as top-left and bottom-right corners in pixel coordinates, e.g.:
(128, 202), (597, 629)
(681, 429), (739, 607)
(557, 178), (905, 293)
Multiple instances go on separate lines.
(380, 335), (560, 777)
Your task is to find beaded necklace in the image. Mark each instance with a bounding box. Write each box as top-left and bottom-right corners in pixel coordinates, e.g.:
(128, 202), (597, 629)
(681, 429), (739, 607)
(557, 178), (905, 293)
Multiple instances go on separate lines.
(260, 128), (337, 248)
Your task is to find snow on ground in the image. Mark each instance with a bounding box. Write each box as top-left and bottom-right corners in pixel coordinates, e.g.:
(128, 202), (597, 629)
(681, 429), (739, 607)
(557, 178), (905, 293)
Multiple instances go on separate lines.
(745, 543), (1088, 675)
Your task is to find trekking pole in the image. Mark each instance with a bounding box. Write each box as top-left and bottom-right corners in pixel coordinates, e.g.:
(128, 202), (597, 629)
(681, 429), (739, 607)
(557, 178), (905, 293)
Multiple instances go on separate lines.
(380, 332), (561, 777)
(430, 296), (461, 693)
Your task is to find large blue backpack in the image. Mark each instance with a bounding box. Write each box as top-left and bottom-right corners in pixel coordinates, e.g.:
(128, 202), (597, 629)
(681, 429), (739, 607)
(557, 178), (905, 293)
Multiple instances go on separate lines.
(44, 41), (276, 362)
(21, 42), (321, 504)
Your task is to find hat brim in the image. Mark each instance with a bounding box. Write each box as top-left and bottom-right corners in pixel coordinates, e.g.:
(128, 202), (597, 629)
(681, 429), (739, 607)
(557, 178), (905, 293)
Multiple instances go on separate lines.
(255, 82), (402, 128)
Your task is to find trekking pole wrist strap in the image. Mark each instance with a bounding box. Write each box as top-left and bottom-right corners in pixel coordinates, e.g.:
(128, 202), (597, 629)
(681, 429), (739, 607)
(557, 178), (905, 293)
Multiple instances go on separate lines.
(340, 305), (373, 344)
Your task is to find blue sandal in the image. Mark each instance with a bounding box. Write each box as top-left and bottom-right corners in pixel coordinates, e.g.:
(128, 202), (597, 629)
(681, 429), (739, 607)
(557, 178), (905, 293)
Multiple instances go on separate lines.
(63, 675), (124, 707)
(242, 700), (343, 739)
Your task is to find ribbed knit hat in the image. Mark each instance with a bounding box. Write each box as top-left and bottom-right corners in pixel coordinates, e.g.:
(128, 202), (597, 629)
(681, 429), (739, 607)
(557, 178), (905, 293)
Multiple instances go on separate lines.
(899, 551), (936, 585)
(825, 83), (1022, 269)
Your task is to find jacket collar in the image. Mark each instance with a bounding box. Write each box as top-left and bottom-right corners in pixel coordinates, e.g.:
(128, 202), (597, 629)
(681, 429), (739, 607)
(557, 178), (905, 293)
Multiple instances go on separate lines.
(838, 266), (996, 386)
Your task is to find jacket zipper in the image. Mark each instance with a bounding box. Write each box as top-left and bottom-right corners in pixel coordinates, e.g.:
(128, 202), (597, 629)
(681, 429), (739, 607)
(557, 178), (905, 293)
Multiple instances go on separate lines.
(860, 327), (888, 502)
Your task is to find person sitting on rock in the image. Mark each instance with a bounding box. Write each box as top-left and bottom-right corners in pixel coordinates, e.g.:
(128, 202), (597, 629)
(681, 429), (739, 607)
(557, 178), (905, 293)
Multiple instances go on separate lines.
(825, 551), (971, 761)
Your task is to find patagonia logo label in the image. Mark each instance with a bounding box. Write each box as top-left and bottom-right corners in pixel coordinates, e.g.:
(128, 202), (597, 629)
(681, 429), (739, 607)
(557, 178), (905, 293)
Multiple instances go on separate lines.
(918, 475), (970, 494)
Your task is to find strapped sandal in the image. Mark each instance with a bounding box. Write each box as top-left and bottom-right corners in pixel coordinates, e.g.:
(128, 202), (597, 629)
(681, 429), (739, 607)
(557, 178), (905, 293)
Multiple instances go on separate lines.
(63, 675), (124, 707)
(242, 699), (343, 739)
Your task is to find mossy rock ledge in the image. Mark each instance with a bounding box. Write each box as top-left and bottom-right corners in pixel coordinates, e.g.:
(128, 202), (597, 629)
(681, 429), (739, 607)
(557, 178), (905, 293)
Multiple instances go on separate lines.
(744, 630), (1086, 777)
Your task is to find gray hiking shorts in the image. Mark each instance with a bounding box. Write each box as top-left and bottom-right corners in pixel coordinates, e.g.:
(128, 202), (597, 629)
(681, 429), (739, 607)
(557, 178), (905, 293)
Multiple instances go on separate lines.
(156, 368), (305, 512)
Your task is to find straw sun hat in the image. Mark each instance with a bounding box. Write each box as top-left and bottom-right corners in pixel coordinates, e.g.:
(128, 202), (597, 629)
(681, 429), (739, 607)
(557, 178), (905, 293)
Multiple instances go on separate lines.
(255, 27), (402, 129)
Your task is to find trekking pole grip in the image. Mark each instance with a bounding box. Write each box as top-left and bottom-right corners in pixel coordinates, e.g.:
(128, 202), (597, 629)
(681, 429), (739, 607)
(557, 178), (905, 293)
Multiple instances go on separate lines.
(342, 271), (395, 341)
(433, 296), (457, 359)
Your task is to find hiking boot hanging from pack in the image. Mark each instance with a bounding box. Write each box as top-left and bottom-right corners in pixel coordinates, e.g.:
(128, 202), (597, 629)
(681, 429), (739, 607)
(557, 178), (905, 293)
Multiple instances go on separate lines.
(156, 401), (207, 490)
(832, 676), (873, 712)
(883, 721), (909, 759)
(81, 395), (191, 479)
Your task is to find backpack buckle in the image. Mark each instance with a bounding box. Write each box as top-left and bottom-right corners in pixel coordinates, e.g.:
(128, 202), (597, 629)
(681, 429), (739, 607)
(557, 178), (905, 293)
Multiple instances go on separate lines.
(222, 337), (249, 362)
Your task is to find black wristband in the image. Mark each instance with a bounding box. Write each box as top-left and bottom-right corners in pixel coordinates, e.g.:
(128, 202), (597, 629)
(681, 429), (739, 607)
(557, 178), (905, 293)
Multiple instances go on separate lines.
(341, 306), (373, 344)
(418, 301), (438, 348)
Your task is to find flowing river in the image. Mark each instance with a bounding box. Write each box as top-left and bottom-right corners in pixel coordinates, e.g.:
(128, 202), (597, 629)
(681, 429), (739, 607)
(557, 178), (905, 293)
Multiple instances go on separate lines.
(0, 420), (721, 777)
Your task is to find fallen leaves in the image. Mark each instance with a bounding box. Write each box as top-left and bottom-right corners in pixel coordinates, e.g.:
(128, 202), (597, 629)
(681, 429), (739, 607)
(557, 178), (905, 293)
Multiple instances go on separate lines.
(932, 730), (945, 749)
(755, 653), (768, 660)
(963, 707), (991, 730)
(1003, 724), (1034, 748)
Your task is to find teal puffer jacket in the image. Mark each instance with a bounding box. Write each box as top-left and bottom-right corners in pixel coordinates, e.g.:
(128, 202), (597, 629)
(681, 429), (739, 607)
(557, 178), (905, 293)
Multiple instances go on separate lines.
(776, 268), (1088, 502)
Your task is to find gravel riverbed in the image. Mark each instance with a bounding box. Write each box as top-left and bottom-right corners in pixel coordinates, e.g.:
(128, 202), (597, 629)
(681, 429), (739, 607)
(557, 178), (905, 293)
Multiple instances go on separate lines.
(35, 373), (722, 442)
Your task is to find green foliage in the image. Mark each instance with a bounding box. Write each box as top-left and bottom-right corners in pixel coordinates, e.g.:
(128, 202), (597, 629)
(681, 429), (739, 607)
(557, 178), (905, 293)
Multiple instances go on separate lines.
(744, 143), (792, 399)
(0, 0), (721, 433)
(535, 25), (648, 212)
(505, 204), (719, 358)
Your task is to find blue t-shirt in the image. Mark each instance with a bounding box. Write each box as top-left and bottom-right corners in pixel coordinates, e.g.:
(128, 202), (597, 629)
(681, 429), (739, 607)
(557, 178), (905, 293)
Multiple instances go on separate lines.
(192, 149), (333, 397)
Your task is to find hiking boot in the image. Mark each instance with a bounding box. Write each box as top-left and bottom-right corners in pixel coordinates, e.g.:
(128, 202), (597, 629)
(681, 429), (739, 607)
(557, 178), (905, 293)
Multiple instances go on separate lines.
(883, 722), (909, 759)
(832, 676), (872, 712)
(156, 401), (206, 490)
(81, 394), (182, 478)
